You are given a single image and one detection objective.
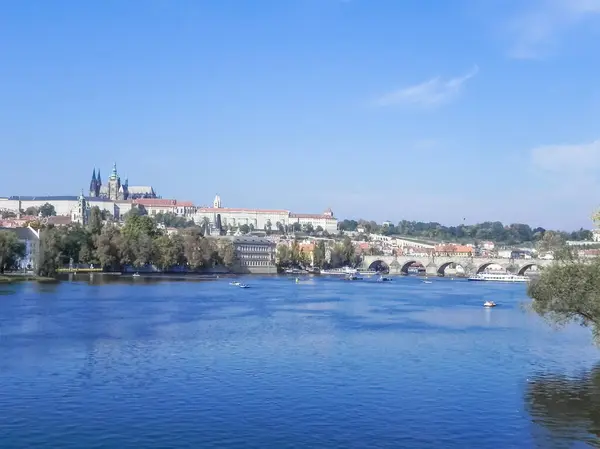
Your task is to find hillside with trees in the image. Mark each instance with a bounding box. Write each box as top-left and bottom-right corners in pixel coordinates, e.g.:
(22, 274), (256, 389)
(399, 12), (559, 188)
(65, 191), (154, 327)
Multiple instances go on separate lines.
(338, 219), (592, 245)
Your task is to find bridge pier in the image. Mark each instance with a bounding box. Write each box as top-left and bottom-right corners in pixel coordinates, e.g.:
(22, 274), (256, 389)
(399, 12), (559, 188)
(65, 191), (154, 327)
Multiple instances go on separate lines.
(425, 264), (438, 277)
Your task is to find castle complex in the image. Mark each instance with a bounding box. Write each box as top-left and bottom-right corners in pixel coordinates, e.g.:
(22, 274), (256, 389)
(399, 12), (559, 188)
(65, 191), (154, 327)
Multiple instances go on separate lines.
(88, 163), (156, 201)
(0, 164), (338, 232)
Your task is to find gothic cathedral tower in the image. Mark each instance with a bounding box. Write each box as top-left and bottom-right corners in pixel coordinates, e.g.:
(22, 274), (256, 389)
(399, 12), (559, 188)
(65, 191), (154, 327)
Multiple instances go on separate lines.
(89, 168), (102, 197)
(107, 163), (121, 201)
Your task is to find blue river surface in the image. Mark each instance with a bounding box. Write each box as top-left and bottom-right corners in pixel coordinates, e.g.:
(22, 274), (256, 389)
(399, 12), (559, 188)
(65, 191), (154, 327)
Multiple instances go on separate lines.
(1, 275), (599, 449)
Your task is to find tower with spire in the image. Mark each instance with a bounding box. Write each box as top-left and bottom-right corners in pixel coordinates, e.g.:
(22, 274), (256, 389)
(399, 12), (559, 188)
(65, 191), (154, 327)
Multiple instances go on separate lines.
(89, 169), (97, 197)
(107, 162), (121, 201)
(89, 168), (102, 197)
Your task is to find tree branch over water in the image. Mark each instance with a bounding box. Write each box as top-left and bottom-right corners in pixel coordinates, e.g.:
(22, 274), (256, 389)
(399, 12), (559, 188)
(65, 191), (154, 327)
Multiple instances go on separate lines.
(527, 249), (600, 344)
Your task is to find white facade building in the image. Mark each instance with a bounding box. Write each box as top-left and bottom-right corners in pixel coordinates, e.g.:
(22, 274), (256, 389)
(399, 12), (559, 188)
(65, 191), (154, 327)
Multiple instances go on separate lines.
(0, 195), (133, 221)
(133, 198), (196, 217)
(192, 195), (338, 234)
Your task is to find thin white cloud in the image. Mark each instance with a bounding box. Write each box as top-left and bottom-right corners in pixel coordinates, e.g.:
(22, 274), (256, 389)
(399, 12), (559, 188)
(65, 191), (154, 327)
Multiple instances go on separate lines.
(531, 139), (600, 172)
(507, 0), (600, 59)
(374, 65), (479, 108)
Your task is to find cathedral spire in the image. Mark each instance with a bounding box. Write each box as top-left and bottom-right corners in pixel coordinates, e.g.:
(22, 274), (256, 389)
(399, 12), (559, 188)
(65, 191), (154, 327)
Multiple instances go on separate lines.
(89, 168), (97, 196)
(110, 162), (118, 179)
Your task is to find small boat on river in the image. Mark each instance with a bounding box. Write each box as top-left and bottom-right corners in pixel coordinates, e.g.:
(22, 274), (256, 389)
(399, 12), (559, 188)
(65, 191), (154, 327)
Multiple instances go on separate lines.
(422, 280), (432, 284)
(345, 274), (362, 281)
(378, 276), (392, 282)
(230, 281), (240, 286)
(238, 283), (250, 289)
(132, 273), (141, 278)
(483, 301), (497, 308)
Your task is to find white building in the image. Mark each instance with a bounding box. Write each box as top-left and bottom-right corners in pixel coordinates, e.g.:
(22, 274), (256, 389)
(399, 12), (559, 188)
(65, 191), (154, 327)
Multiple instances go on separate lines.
(0, 195), (133, 221)
(393, 237), (435, 249)
(192, 195), (338, 234)
(133, 198), (196, 217)
(481, 241), (495, 250)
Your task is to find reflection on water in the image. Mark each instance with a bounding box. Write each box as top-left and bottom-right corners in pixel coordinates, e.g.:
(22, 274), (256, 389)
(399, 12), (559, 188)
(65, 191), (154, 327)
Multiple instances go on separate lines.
(0, 276), (599, 448)
(526, 365), (600, 447)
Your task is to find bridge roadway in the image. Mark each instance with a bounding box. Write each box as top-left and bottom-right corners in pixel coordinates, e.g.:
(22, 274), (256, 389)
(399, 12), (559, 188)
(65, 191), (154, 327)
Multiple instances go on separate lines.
(360, 255), (552, 276)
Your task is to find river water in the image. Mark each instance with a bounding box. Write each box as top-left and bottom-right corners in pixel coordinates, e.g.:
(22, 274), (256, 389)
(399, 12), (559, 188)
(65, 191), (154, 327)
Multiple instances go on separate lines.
(0, 276), (599, 448)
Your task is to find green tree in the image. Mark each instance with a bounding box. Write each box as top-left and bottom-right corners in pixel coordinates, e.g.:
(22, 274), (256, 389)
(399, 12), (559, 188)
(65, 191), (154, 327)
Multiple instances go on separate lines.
(292, 222), (301, 233)
(239, 224), (250, 234)
(313, 241), (326, 268)
(122, 206), (142, 220)
(302, 223), (314, 234)
(39, 203), (57, 217)
(182, 228), (205, 270)
(315, 225), (324, 233)
(216, 239), (235, 266)
(93, 225), (122, 271)
(1, 210), (16, 219)
(133, 233), (155, 266)
(24, 206), (39, 216)
(122, 214), (159, 239)
(88, 206), (103, 235)
(37, 227), (63, 277)
(537, 230), (567, 254)
(276, 244), (292, 268)
(527, 253), (600, 344)
(0, 230), (26, 273)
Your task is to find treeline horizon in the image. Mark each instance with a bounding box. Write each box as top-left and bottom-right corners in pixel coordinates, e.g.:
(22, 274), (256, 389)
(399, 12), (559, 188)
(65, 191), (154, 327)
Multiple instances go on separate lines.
(338, 219), (593, 245)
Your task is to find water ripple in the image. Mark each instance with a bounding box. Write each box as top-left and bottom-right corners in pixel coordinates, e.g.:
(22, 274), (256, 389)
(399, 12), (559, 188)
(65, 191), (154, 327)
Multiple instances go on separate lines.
(0, 277), (598, 448)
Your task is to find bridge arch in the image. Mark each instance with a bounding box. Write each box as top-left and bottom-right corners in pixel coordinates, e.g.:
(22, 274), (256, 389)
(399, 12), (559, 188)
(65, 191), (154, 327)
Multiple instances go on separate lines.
(476, 262), (507, 274)
(517, 263), (539, 275)
(437, 261), (457, 276)
(401, 260), (426, 274)
(368, 260), (390, 273)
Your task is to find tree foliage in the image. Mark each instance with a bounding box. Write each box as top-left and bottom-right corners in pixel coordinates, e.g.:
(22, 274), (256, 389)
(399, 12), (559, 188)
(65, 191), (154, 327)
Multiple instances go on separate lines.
(338, 218), (591, 245)
(527, 254), (600, 344)
(39, 203), (56, 217)
(154, 212), (195, 229)
(0, 230), (26, 273)
(34, 213), (236, 276)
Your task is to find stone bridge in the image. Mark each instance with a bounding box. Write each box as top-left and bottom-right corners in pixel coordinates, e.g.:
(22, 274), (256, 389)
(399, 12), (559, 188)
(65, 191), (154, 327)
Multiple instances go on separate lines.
(360, 255), (553, 276)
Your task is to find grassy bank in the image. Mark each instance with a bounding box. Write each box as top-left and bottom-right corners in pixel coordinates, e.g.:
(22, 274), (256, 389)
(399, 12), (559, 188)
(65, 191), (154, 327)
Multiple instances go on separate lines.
(0, 275), (59, 284)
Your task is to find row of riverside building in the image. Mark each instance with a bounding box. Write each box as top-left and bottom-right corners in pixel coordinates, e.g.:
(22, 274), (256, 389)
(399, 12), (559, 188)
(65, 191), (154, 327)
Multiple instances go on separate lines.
(0, 194), (338, 235)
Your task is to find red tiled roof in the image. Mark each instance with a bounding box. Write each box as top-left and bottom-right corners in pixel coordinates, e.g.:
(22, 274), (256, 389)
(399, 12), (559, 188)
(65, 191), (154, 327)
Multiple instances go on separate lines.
(435, 244), (473, 253)
(46, 216), (72, 225)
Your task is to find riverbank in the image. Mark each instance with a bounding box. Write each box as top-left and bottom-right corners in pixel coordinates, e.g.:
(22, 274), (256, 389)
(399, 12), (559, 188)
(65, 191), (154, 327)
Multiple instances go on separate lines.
(0, 274), (59, 284)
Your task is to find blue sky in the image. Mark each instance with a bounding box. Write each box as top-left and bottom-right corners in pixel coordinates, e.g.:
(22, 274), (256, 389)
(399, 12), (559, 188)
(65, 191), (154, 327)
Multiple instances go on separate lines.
(1, 0), (600, 230)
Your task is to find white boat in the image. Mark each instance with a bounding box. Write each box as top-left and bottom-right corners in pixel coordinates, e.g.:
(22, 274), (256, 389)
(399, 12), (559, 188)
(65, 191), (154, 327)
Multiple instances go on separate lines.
(468, 273), (529, 283)
(321, 267), (359, 276)
(483, 301), (497, 307)
(377, 276), (392, 282)
(132, 273), (140, 278)
(229, 281), (240, 286)
(422, 280), (432, 284)
(238, 284), (250, 289)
